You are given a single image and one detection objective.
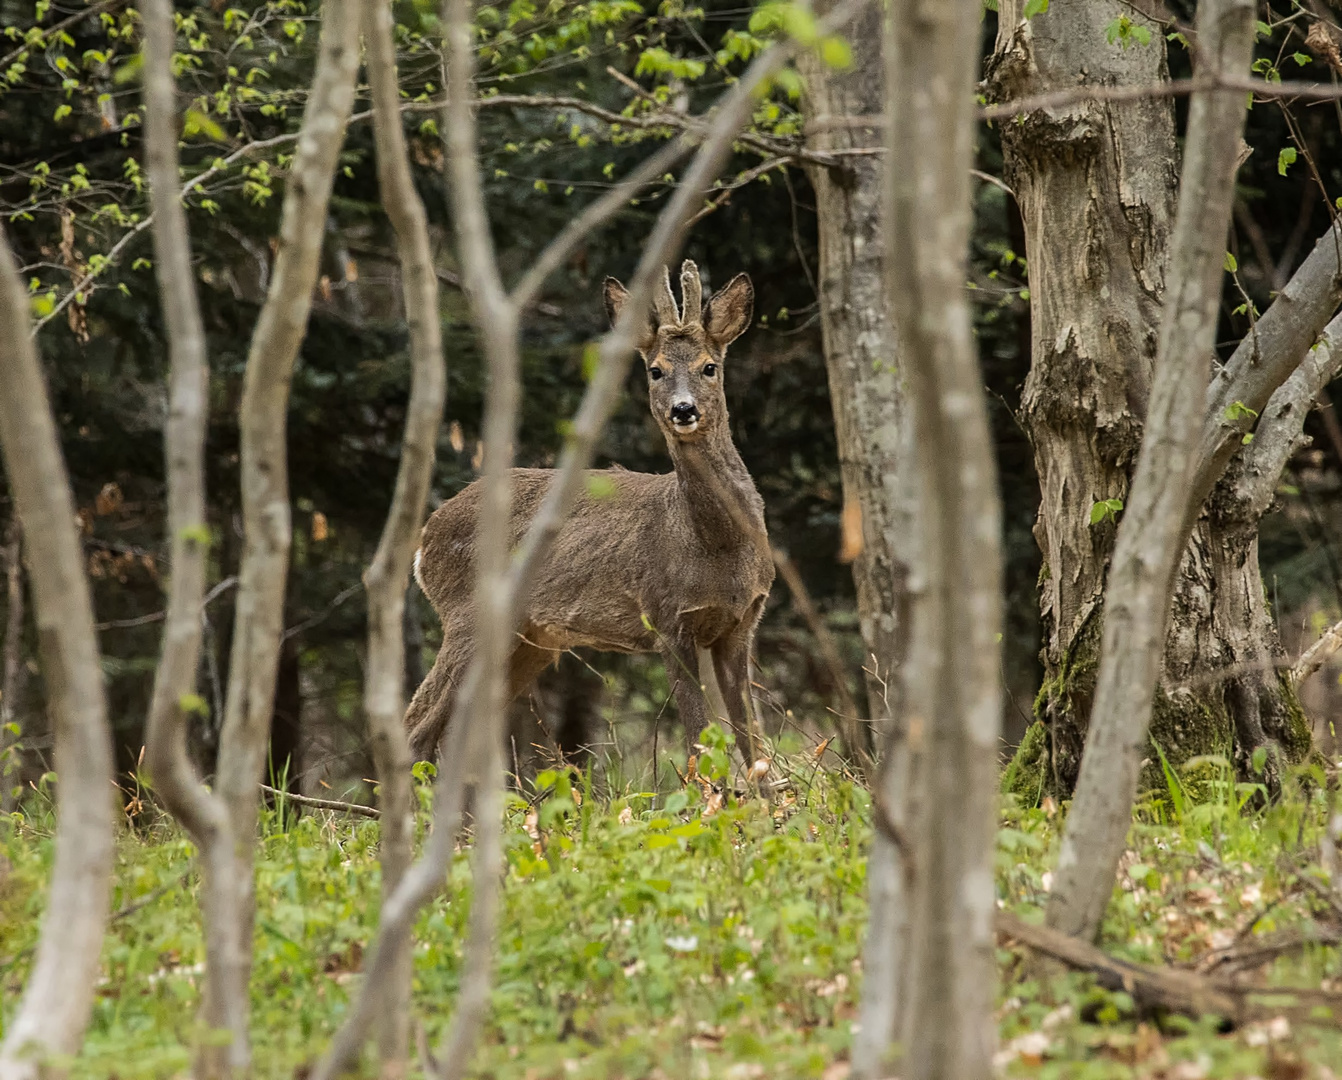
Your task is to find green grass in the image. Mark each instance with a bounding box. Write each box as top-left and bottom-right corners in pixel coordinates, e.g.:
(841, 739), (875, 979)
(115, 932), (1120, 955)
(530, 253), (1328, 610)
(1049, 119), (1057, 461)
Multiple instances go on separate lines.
(3, 745), (1342, 1079)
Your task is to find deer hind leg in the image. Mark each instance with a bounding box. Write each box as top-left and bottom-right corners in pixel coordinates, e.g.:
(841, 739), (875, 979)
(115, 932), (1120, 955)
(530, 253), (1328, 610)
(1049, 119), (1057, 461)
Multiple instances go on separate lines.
(405, 629), (471, 763)
(661, 631), (708, 752)
(711, 598), (766, 766)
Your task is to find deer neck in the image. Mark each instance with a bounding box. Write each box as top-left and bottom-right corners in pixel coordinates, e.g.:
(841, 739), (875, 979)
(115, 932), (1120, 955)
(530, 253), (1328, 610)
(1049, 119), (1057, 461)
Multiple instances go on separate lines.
(666, 423), (764, 552)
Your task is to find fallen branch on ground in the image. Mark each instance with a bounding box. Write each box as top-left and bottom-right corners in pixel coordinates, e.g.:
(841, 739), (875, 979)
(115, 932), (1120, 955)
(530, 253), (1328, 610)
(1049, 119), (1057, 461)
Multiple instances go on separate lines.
(997, 910), (1342, 1025)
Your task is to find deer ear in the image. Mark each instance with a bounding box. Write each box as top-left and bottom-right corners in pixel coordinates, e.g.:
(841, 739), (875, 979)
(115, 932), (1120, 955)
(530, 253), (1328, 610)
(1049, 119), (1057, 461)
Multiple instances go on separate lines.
(703, 273), (753, 349)
(603, 277), (657, 353)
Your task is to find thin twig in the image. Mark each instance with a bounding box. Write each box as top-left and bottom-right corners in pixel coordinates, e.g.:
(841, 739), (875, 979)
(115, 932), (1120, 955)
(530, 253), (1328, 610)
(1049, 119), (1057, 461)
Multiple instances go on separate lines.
(258, 782), (380, 818)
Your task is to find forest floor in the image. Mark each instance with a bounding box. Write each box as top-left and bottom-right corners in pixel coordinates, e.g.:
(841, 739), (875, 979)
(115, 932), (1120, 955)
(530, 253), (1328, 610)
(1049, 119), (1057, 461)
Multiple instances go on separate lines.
(3, 728), (1342, 1079)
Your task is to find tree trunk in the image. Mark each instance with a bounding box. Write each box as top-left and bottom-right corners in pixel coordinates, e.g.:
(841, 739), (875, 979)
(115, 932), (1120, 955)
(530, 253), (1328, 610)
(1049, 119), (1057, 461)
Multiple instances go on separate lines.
(139, 1), (252, 1071)
(1, 520), (25, 814)
(989, 2), (1325, 804)
(872, 1), (1003, 1076)
(988, 2), (1177, 798)
(799, 0), (914, 771)
(361, 0), (448, 1069)
(214, 0), (360, 1049)
(0, 225), (115, 1080)
(1047, 0), (1256, 942)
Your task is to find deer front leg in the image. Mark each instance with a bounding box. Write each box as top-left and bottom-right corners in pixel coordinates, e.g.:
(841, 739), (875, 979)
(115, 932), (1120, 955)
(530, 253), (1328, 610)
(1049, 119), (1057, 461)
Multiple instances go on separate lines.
(711, 601), (765, 766)
(660, 633), (708, 753)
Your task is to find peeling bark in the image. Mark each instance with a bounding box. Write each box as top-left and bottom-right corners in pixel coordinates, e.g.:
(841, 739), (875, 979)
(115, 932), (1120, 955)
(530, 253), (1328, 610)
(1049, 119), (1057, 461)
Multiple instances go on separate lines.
(1047, 0), (1257, 943)
(988, 1), (1176, 793)
(0, 226), (115, 1080)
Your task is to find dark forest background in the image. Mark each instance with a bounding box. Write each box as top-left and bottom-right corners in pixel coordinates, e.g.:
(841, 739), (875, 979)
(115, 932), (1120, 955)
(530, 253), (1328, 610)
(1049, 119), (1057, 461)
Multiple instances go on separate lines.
(4, 0), (1342, 802)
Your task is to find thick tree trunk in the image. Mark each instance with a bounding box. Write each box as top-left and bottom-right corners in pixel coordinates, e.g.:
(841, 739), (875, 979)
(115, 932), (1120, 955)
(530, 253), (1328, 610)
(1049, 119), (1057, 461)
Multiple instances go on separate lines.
(799, 0), (913, 770)
(988, 2), (1177, 797)
(361, 0), (448, 1070)
(989, 2), (1323, 803)
(0, 226), (115, 1080)
(1047, 0), (1256, 942)
(870, 1), (1003, 1077)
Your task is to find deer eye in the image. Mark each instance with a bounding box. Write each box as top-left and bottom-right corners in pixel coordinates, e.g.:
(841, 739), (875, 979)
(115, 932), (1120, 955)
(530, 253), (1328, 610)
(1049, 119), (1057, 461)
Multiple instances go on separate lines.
(649, 367), (665, 381)
(702, 363), (717, 378)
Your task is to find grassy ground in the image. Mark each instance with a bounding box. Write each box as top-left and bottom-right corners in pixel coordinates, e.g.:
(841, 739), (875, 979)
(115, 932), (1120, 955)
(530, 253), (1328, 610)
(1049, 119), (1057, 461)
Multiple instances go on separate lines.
(3, 733), (1342, 1078)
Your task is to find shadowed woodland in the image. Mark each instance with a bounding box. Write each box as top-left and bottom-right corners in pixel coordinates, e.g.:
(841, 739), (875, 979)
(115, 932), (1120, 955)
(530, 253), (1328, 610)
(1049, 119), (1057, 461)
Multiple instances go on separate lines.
(10, 0), (1342, 1077)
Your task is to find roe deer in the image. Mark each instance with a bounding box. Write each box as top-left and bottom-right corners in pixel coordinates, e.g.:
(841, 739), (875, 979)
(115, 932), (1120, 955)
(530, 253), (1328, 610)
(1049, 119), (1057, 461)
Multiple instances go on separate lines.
(406, 260), (774, 765)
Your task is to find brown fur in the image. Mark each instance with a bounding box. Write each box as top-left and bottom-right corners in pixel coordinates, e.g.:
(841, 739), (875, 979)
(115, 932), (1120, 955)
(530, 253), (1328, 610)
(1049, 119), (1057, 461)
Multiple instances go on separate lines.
(406, 262), (773, 763)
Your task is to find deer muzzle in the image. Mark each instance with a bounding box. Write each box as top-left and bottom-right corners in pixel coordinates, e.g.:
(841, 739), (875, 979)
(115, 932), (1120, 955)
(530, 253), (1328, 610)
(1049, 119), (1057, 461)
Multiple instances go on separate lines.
(670, 400), (700, 433)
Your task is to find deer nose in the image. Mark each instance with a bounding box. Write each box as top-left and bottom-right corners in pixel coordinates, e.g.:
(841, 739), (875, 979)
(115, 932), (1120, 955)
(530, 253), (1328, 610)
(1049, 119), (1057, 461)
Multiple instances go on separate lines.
(670, 402), (699, 426)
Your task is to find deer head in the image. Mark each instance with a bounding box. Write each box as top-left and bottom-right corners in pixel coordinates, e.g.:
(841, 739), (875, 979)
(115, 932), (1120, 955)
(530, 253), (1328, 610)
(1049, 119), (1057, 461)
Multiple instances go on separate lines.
(603, 261), (753, 442)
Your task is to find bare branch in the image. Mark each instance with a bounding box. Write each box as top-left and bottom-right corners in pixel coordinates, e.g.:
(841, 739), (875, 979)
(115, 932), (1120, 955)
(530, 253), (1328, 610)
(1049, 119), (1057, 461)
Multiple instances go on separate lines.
(257, 783), (380, 818)
(0, 226), (115, 1079)
(982, 72), (1342, 121)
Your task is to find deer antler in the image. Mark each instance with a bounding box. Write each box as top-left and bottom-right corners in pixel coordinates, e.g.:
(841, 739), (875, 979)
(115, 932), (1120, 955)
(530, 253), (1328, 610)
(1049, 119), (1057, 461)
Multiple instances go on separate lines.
(679, 260), (702, 326)
(652, 265), (680, 327)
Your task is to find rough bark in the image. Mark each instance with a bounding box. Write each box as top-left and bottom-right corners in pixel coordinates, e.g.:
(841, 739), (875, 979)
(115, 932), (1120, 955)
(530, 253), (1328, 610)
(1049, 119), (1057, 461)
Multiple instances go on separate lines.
(0, 226), (115, 1080)
(361, 0), (447, 1070)
(0, 520), (24, 814)
(799, 0), (913, 772)
(309, 14), (857, 1073)
(987, 2), (1177, 796)
(1203, 312), (1342, 779)
(991, 5), (1341, 804)
(213, 0), (359, 1023)
(871, 1), (1003, 1077)
(1047, 0), (1257, 943)
(138, 1), (251, 1072)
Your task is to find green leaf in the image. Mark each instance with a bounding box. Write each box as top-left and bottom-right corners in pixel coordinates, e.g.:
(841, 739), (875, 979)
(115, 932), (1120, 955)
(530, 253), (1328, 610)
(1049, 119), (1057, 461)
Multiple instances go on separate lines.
(1278, 146), (1298, 176)
(819, 35), (851, 70)
(1251, 746), (1268, 774)
(182, 107), (225, 141)
(585, 474), (617, 500)
(1223, 251), (1238, 273)
(178, 693), (209, 717)
(1023, 0), (1048, 17)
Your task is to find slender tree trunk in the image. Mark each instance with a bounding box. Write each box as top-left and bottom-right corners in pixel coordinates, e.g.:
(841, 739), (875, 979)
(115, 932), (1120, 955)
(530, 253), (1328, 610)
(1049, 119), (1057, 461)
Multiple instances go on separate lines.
(876, 2), (1003, 1077)
(1047, 0), (1257, 943)
(987, 2), (1177, 797)
(214, 0), (359, 1020)
(361, 0), (448, 1070)
(0, 226), (115, 1080)
(799, 0), (914, 771)
(139, 1), (251, 1072)
(0, 520), (24, 814)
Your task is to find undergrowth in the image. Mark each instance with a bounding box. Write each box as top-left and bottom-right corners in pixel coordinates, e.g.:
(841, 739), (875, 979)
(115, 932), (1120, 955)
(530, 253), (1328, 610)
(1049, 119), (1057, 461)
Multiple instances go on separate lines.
(2, 732), (1342, 1079)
